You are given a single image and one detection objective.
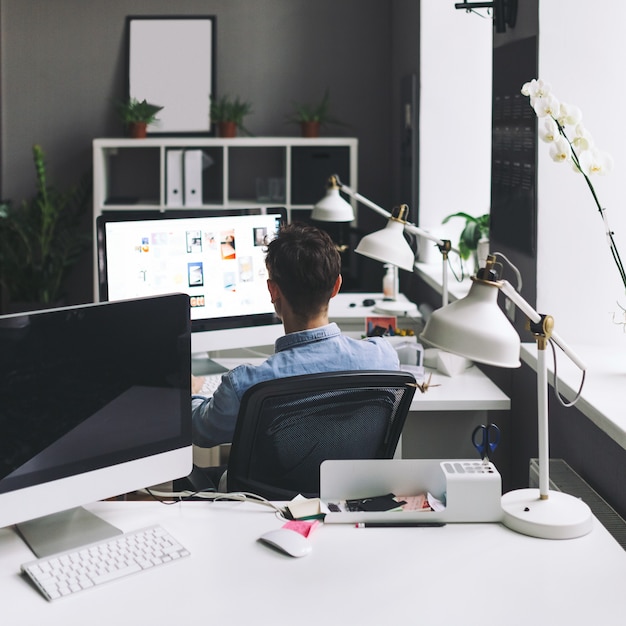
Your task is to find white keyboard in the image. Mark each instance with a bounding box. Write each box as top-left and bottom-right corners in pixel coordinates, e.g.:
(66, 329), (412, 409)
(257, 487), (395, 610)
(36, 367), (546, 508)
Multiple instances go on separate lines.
(21, 525), (190, 601)
(199, 373), (223, 396)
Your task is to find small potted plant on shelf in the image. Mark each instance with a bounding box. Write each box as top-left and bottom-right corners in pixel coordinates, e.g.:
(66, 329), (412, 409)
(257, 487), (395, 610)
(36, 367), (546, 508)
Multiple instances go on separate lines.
(442, 211), (490, 269)
(0, 144), (91, 312)
(287, 88), (346, 137)
(210, 94), (253, 137)
(116, 98), (164, 138)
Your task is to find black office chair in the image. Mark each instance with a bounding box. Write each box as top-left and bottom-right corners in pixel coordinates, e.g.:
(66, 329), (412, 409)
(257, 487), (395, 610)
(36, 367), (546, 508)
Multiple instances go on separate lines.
(223, 370), (416, 500)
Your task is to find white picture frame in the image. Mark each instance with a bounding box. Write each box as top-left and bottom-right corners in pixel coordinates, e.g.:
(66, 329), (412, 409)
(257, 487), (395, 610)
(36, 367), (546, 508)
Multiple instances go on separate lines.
(127, 16), (216, 135)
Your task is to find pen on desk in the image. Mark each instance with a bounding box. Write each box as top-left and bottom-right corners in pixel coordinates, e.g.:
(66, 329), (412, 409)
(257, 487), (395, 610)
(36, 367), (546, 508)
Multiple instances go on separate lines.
(355, 522), (446, 528)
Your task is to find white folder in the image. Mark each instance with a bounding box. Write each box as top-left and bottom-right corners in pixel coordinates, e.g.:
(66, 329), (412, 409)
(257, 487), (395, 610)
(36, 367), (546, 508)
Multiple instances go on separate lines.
(184, 149), (203, 207)
(166, 150), (184, 207)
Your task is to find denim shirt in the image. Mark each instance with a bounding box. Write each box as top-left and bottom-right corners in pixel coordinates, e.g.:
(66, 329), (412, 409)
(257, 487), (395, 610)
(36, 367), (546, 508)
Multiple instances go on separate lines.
(191, 323), (399, 448)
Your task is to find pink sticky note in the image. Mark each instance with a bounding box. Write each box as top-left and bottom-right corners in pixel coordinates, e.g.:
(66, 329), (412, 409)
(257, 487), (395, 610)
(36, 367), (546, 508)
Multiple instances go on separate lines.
(282, 520), (320, 538)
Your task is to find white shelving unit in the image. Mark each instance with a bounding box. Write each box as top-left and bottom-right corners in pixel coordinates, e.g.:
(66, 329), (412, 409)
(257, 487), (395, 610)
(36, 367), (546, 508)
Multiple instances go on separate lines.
(92, 136), (358, 220)
(92, 137), (358, 295)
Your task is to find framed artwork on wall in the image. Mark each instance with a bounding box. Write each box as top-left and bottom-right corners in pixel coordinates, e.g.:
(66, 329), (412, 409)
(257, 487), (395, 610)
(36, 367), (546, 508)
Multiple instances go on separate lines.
(126, 15), (216, 136)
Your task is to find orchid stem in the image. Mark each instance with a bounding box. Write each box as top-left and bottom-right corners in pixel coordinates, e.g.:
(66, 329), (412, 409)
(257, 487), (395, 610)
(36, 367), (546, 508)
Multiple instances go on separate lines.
(556, 119), (626, 291)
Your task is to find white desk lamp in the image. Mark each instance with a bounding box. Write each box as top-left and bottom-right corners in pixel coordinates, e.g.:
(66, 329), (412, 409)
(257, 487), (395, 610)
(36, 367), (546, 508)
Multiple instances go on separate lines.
(420, 255), (592, 539)
(312, 175), (453, 309)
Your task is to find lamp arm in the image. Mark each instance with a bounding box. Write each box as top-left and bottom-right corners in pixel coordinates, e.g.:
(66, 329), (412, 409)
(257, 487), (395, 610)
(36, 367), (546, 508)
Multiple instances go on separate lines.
(403, 222), (447, 249)
(339, 183), (391, 220)
(499, 278), (587, 501)
(499, 280), (587, 372)
(340, 183), (447, 249)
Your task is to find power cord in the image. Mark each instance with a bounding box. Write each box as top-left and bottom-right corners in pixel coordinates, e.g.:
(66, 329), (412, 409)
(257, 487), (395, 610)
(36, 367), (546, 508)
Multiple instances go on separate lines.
(142, 486), (290, 518)
(549, 338), (586, 408)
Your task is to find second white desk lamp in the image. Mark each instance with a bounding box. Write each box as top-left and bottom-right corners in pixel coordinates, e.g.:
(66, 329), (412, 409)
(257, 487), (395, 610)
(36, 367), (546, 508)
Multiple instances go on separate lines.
(312, 175), (453, 309)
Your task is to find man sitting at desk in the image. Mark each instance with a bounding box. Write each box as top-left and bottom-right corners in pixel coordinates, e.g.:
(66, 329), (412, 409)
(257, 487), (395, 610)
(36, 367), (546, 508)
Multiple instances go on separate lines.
(191, 222), (399, 448)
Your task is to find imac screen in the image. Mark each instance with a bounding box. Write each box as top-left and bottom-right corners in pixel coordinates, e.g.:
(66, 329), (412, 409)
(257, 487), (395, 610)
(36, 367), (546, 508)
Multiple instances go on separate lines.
(0, 294), (192, 536)
(96, 208), (286, 337)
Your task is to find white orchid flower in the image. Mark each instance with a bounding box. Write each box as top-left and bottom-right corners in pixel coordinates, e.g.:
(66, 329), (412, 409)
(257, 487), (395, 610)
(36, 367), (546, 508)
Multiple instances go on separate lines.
(572, 124), (594, 154)
(556, 102), (582, 128)
(521, 79), (626, 293)
(533, 93), (560, 118)
(539, 117), (559, 143)
(521, 78), (551, 100)
(549, 136), (571, 163)
(579, 149), (614, 176)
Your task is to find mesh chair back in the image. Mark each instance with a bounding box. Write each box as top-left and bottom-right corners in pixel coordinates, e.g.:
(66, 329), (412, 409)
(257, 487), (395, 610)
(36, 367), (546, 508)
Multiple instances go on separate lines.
(227, 370), (416, 499)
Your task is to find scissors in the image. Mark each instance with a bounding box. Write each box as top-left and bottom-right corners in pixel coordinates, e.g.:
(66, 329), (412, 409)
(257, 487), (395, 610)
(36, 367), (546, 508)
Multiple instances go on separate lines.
(471, 423), (500, 461)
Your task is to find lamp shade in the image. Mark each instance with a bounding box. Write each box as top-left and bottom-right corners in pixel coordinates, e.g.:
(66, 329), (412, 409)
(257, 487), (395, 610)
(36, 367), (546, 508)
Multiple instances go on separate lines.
(311, 187), (355, 222)
(420, 279), (521, 368)
(355, 218), (415, 272)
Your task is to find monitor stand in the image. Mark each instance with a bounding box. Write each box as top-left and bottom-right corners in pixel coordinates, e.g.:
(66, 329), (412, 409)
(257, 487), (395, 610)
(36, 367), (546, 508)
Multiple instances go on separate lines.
(191, 354), (230, 376)
(16, 507), (122, 558)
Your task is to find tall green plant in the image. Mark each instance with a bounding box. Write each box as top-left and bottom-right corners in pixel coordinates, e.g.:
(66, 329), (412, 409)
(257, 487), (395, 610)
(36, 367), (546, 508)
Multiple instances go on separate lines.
(0, 145), (91, 306)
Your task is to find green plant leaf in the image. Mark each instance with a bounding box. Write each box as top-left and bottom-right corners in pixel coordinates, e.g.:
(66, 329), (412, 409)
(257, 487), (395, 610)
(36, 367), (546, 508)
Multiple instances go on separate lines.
(0, 145), (92, 305)
(116, 98), (164, 124)
(210, 95), (253, 127)
(441, 211), (489, 258)
(287, 88), (346, 127)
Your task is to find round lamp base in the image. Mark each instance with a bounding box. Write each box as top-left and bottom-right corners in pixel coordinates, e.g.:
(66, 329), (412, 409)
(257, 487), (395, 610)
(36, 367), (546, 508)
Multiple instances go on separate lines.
(373, 300), (419, 316)
(501, 488), (593, 540)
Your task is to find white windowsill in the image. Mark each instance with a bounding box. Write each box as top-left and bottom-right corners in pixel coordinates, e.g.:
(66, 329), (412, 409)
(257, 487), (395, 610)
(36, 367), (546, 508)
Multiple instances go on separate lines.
(414, 261), (473, 302)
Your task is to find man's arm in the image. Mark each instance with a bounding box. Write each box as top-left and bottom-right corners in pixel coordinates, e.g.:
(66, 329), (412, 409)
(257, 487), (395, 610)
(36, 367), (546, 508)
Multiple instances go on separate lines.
(191, 375), (240, 448)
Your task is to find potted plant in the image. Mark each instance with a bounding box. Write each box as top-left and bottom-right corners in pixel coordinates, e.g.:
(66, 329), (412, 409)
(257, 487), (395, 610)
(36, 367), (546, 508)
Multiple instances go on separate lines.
(116, 98), (164, 138)
(0, 144), (92, 311)
(210, 95), (253, 137)
(287, 89), (345, 137)
(442, 211), (490, 268)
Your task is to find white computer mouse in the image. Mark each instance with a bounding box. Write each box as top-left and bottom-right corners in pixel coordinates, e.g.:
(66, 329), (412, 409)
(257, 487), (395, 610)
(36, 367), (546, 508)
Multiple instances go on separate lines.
(258, 528), (312, 557)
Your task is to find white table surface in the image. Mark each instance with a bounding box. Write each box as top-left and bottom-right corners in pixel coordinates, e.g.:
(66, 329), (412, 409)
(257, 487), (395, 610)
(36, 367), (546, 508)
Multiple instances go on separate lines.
(328, 291), (420, 318)
(2, 500), (625, 625)
(214, 358), (510, 414)
(414, 261), (473, 302)
(214, 351), (510, 461)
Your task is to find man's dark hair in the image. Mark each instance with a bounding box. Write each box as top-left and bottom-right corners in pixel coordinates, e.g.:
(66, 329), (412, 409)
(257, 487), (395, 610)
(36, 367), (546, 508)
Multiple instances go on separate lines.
(265, 222), (341, 317)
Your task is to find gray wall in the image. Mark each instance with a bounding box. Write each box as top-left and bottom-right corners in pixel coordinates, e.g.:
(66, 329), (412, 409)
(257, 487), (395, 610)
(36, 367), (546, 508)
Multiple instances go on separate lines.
(1, 0), (420, 303)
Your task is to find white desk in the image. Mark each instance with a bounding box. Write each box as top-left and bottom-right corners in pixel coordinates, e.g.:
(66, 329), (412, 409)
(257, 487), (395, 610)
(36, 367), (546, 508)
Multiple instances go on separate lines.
(3, 500), (625, 625)
(212, 357), (510, 460)
(328, 291), (423, 336)
(400, 363), (510, 459)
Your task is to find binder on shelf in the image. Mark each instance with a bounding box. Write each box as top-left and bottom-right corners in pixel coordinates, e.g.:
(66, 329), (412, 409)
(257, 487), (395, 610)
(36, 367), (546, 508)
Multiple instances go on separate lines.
(184, 149), (203, 207)
(166, 149), (184, 207)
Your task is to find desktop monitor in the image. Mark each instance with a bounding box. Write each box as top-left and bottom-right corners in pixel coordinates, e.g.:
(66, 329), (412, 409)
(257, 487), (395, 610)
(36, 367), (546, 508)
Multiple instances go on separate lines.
(0, 294), (191, 556)
(96, 208), (287, 360)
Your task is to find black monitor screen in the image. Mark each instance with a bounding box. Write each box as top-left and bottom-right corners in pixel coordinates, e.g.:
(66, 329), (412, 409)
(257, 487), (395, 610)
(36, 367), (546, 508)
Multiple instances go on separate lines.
(0, 294), (191, 496)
